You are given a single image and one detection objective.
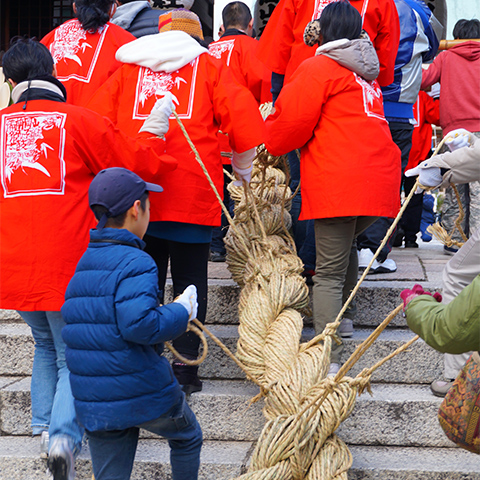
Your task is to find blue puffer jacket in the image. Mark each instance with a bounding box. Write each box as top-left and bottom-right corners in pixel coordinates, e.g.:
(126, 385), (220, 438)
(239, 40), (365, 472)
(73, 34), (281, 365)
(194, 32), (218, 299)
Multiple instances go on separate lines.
(382, 0), (440, 121)
(61, 228), (189, 432)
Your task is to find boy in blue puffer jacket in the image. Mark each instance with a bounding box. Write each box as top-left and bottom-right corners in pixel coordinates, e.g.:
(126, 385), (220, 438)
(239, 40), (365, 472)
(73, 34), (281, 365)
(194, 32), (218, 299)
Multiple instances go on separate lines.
(62, 167), (202, 480)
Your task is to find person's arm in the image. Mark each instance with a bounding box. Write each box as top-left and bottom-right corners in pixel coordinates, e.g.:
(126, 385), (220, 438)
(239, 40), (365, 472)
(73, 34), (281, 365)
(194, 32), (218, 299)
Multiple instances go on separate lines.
(115, 255), (189, 345)
(372, 0), (400, 87)
(421, 56), (442, 90)
(406, 274), (480, 354)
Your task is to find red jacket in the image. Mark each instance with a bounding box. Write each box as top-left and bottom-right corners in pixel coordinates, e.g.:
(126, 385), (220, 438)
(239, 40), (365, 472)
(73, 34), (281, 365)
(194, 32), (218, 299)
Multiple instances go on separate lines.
(406, 91), (440, 171)
(421, 42), (480, 135)
(88, 36), (264, 226)
(209, 31), (272, 105)
(41, 19), (134, 106)
(265, 54), (401, 220)
(257, 0), (399, 86)
(0, 95), (176, 311)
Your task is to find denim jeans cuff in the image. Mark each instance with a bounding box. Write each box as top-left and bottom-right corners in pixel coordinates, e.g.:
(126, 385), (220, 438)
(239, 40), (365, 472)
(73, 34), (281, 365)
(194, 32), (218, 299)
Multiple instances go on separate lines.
(32, 424), (49, 436)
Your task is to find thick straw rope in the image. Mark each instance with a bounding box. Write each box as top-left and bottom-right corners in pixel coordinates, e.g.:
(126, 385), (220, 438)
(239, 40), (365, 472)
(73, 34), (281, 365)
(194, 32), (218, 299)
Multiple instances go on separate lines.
(170, 107), (436, 479)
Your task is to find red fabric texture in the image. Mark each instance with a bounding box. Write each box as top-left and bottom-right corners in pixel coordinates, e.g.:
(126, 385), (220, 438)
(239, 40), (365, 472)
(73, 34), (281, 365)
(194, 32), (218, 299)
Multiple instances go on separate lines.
(41, 20), (135, 106)
(0, 100), (177, 311)
(87, 53), (265, 226)
(421, 42), (480, 135)
(257, 0), (399, 86)
(264, 55), (401, 221)
(406, 91), (440, 171)
(209, 34), (272, 105)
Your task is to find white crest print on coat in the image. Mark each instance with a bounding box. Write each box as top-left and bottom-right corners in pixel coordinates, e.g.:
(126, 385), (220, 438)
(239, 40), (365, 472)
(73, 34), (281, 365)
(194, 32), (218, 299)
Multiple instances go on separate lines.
(209, 40), (235, 66)
(354, 74), (385, 121)
(1, 112), (67, 198)
(49, 20), (108, 82)
(133, 60), (198, 120)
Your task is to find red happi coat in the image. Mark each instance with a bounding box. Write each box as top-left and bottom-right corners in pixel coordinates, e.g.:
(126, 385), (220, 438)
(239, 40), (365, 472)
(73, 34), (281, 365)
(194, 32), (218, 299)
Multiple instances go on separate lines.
(265, 55), (401, 220)
(87, 49), (265, 226)
(406, 91), (440, 171)
(209, 33), (272, 105)
(258, 0), (399, 86)
(0, 98), (177, 311)
(41, 19), (134, 106)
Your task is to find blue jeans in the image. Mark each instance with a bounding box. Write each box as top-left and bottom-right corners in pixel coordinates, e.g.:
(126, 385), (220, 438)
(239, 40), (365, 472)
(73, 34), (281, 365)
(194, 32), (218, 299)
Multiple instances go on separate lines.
(87, 394), (202, 480)
(18, 310), (84, 453)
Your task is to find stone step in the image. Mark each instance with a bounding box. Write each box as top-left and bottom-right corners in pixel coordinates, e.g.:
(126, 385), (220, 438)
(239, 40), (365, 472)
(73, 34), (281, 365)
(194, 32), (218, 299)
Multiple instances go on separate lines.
(1, 378), (454, 448)
(0, 284), (422, 329)
(0, 323), (442, 384)
(1, 436), (479, 480)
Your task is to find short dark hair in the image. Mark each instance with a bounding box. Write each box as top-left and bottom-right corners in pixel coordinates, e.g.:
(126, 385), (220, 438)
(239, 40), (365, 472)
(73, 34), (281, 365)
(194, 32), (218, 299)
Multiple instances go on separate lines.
(319, 1), (362, 45)
(222, 2), (252, 30)
(453, 19), (480, 40)
(2, 37), (54, 83)
(91, 191), (149, 228)
(75, 0), (115, 32)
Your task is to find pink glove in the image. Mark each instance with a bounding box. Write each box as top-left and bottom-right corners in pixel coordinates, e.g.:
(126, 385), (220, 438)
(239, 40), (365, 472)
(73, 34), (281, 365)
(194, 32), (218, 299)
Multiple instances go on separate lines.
(400, 284), (442, 311)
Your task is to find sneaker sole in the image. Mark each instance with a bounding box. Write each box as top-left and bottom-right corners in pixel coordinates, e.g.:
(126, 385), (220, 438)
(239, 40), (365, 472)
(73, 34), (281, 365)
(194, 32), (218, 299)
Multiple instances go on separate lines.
(182, 384), (203, 395)
(339, 332), (353, 338)
(47, 455), (71, 480)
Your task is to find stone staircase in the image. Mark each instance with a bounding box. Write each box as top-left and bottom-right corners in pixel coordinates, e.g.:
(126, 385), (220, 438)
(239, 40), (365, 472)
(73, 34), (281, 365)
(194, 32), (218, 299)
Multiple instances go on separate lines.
(2, 241), (480, 479)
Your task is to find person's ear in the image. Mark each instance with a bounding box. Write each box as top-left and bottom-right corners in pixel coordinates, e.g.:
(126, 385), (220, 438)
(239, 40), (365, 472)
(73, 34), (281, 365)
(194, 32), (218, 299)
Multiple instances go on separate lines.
(72, 2), (77, 15)
(109, 2), (117, 18)
(247, 18), (254, 35)
(132, 200), (141, 219)
(7, 78), (17, 88)
(52, 65), (58, 79)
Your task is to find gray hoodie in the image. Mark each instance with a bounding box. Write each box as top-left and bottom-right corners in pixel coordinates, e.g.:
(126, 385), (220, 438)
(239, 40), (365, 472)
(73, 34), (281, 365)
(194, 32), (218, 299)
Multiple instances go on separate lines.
(111, 1), (165, 38)
(316, 34), (380, 81)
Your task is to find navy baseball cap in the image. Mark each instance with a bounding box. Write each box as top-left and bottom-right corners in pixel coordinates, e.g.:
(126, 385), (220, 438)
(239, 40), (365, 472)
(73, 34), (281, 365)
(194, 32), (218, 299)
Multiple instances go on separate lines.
(89, 167), (163, 229)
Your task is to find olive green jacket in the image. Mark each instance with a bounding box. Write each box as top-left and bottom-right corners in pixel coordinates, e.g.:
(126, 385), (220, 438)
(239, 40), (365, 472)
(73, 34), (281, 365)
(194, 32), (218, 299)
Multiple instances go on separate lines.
(406, 274), (480, 354)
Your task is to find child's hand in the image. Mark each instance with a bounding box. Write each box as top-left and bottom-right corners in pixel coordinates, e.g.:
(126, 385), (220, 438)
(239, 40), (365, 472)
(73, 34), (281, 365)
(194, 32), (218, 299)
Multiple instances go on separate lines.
(174, 285), (198, 321)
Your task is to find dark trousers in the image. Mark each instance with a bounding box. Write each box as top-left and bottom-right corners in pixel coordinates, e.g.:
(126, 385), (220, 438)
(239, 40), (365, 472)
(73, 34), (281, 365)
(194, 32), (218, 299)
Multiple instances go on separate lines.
(144, 235), (210, 359)
(357, 122), (413, 260)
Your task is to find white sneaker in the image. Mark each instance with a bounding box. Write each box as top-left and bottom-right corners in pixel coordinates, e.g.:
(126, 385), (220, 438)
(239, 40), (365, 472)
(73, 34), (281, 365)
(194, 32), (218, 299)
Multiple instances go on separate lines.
(327, 362), (341, 377)
(374, 258), (397, 273)
(47, 437), (75, 480)
(358, 248), (374, 269)
(40, 431), (49, 459)
(338, 318), (354, 338)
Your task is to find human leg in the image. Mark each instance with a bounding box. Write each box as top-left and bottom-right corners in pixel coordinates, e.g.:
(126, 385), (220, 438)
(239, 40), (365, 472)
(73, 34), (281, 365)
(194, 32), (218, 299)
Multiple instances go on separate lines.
(140, 395), (202, 480)
(400, 175), (423, 247)
(312, 217), (360, 364)
(87, 427), (139, 480)
(143, 234), (170, 304)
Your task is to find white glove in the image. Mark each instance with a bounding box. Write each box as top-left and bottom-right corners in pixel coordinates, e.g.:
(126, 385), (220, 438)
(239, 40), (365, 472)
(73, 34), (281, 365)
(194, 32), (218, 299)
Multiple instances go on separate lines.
(232, 148), (255, 186)
(405, 161), (443, 192)
(232, 165), (253, 186)
(445, 128), (474, 152)
(139, 92), (174, 137)
(174, 285), (198, 321)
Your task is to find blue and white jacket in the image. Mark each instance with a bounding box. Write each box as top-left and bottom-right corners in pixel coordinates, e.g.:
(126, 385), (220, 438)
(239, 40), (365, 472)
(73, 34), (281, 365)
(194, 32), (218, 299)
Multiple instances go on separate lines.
(62, 228), (189, 432)
(382, 0), (440, 122)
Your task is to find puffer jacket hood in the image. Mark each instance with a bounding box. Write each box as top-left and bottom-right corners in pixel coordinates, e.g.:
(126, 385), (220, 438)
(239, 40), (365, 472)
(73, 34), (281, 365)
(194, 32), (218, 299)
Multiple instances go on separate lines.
(111, 1), (150, 30)
(449, 41), (480, 62)
(315, 35), (379, 81)
(115, 30), (207, 73)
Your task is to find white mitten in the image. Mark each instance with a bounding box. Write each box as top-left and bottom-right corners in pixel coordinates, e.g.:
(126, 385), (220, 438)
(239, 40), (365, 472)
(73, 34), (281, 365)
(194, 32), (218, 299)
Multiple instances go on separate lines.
(405, 162), (443, 192)
(445, 128), (474, 152)
(174, 285), (198, 321)
(232, 165), (253, 186)
(139, 92), (174, 137)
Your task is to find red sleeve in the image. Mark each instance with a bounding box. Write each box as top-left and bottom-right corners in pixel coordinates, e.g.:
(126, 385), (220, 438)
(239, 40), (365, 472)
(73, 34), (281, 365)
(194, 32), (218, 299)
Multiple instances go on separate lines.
(421, 55), (443, 90)
(210, 59), (265, 153)
(265, 58), (329, 155)
(369, 0), (400, 87)
(422, 94), (440, 126)
(70, 107), (177, 180)
(257, 0), (295, 75)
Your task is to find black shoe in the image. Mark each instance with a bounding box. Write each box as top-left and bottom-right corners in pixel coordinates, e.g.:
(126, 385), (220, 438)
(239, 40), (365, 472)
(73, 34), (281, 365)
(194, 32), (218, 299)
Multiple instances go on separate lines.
(209, 251), (226, 262)
(392, 227), (404, 247)
(172, 362), (203, 394)
(405, 240), (419, 248)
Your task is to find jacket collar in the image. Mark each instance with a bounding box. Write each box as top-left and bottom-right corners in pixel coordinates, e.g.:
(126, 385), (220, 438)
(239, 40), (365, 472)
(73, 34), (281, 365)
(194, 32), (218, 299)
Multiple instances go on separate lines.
(12, 78), (67, 105)
(221, 28), (247, 38)
(89, 228), (146, 250)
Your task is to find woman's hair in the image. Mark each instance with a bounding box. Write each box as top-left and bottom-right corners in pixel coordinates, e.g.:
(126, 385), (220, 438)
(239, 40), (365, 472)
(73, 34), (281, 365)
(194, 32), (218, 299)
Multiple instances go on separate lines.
(319, 1), (362, 45)
(2, 37), (54, 83)
(453, 19), (480, 40)
(74, 0), (115, 32)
